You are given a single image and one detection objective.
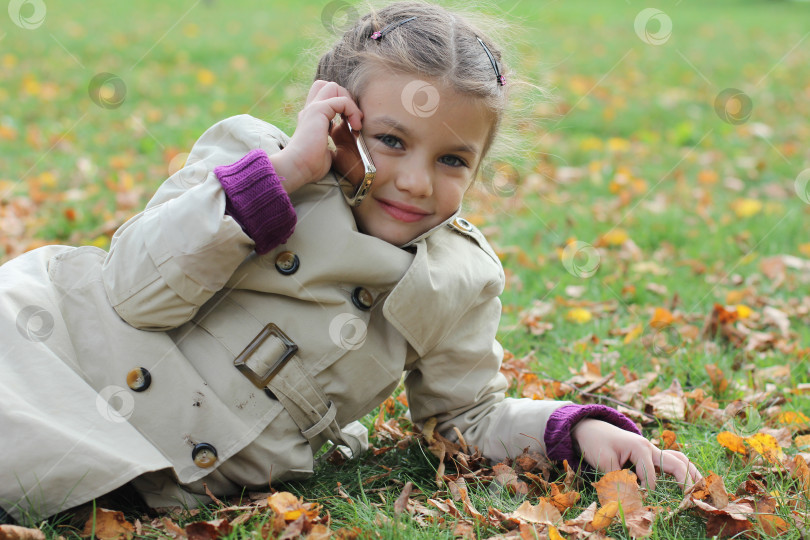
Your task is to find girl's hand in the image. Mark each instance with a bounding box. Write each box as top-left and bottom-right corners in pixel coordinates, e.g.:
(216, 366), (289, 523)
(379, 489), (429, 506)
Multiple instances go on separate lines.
(270, 80), (364, 194)
(572, 418), (702, 492)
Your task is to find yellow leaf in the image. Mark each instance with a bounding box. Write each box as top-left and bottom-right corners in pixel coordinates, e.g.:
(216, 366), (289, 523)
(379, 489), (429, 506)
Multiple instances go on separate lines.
(745, 433), (784, 463)
(565, 308), (592, 324)
(623, 324), (643, 344)
(548, 525), (565, 540)
(197, 68), (216, 86)
(607, 137), (630, 152)
(579, 137), (603, 151)
(2, 53), (17, 69)
(717, 431), (746, 455)
(735, 304), (752, 319)
(599, 228), (628, 247)
(799, 243), (810, 258)
(795, 434), (810, 449)
(731, 198), (762, 218)
(591, 501), (619, 530)
(778, 411), (809, 428)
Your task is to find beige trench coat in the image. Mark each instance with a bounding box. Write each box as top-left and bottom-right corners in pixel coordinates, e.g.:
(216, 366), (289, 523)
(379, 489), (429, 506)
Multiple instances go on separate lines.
(0, 115), (570, 521)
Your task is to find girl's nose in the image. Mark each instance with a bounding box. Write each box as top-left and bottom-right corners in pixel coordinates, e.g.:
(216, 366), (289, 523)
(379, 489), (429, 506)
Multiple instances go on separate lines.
(394, 160), (433, 198)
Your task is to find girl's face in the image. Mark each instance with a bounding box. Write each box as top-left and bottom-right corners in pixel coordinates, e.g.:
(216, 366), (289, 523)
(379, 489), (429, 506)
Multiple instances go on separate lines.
(351, 73), (492, 246)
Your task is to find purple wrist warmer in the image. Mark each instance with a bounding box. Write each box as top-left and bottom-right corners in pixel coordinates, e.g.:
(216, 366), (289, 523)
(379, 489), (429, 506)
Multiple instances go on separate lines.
(213, 148), (296, 255)
(544, 404), (642, 468)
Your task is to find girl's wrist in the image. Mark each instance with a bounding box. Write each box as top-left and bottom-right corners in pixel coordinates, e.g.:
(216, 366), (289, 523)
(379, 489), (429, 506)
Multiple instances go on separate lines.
(268, 149), (309, 195)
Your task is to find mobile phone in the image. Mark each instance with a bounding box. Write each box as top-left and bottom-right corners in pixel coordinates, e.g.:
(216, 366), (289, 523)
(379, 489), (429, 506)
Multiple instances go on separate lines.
(329, 114), (376, 207)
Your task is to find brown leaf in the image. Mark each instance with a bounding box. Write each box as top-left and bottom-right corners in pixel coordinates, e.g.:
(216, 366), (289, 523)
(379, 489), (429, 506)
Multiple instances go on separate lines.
(756, 514), (790, 536)
(625, 507), (656, 538)
(393, 481), (413, 516)
(0, 525), (46, 540)
(645, 380), (686, 421)
(705, 514), (751, 538)
(549, 484), (580, 512)
(660, 429), (681, 451)
(510, 499), (562, 525)
(492, 462), (529, 495)
(305, 524), (332, 540)
(184, 520), (232, 540)
(427, 498), (462, 519)
(160, 517), (187, 539)
(278, 516), (307, 540)
(82, 508), (135, 540)
(592, 469), (643, 514)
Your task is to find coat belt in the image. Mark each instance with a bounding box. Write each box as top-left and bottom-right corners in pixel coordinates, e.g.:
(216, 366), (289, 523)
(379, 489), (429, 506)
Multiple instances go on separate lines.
(191, 290), (364, 457)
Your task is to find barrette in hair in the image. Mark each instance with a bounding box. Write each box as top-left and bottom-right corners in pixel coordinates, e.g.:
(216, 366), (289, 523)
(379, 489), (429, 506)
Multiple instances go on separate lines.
(370, 16), (417, 40)
(477, 37), (506, 86)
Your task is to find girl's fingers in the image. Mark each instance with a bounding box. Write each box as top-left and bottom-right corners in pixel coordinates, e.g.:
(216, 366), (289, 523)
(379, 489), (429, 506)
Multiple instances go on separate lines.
(305, 80), (331, 106)
(310, 81), (363, 129)
(659, 450), (701, 491)
(635, 449), (657, 491)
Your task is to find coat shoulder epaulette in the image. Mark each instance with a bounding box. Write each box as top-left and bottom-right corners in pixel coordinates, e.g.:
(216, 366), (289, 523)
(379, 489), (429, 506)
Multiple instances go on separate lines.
(446, 217), (501, 270)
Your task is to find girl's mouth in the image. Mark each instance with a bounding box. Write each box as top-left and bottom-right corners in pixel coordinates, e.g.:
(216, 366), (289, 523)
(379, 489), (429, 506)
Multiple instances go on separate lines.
(377, 199), (430, 223)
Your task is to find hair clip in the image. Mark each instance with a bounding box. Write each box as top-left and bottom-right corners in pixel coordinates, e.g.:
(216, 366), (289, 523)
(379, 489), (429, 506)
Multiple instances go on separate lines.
(370, 16), (417, 40)
(477, 37), (505, 86)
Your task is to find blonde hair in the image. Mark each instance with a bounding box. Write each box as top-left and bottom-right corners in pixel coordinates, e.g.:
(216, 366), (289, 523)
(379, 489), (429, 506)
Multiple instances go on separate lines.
(314, 1), (516, 173)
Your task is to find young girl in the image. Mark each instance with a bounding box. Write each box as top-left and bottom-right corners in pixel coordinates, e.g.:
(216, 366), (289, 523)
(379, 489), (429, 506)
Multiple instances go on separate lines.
(0, 0), (700, 523)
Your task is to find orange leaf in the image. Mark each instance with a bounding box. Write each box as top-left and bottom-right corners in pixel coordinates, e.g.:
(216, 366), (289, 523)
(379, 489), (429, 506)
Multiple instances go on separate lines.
(592, 469), (643, 513)
(777, 410), (810, 429)
(661, 429), (680, 450)
(650, 307), (675, 329)
(81, 508), (135, 540)
(0, 525), (46, 540)
(591, 500), (619, 530)
(705, 364), (728, 394)
(717, 431), (746, 455)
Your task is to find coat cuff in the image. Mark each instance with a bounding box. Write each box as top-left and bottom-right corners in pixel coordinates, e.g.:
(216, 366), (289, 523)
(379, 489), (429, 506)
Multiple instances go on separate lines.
(213, 149), (296, 255)
(544, 404), (641, 468)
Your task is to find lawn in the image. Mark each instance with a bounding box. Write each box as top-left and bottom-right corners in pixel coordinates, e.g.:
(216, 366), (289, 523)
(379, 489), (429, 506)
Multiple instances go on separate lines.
(1, 0), (809, 538)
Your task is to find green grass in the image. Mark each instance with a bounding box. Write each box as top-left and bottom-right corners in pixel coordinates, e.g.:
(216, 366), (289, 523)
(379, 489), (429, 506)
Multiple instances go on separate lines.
(2, 0), (810, 538)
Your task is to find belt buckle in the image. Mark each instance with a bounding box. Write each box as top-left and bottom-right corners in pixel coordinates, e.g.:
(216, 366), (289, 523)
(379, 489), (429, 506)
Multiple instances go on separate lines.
(234, 323), (298, 388)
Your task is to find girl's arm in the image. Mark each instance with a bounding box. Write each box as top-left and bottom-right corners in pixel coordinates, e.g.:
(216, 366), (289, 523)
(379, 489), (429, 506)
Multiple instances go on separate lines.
(102, 81), (363, 331)
(403, 243), (700, 490)
(101, 115), (294, 330)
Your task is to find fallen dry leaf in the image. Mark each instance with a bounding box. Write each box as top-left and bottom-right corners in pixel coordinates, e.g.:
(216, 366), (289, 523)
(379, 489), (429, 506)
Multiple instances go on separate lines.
(82, 508), (135, 540)
(184, 519), (232, 540)
(510, 499), (562, 525)
(717, 431), (746, 455)
(0, 525), (46, 540)
(593, 469), (643, 514)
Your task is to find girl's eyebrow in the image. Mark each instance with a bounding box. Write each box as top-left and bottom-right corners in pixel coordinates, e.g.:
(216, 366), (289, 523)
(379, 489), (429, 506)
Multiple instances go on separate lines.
(370, 115), (480, 155)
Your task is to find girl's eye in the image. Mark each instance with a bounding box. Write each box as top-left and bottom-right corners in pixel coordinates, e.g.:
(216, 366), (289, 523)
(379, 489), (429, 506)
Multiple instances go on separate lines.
(376, 134), (403, 149)
(376, 135), (468, 168)
(439, 155), (468, 168)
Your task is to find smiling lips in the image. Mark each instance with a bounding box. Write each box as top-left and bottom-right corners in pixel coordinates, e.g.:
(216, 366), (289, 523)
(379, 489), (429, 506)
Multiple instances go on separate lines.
(377, 198), (431, 223)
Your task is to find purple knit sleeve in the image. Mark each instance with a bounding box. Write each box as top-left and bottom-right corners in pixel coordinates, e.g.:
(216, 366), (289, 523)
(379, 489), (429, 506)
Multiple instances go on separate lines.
(213, 148), (296, 255)
(544, 404), (642, 468)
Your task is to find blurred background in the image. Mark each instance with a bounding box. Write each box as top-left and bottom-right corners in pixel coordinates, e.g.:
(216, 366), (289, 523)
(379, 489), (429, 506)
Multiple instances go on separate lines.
(2, 0), (809, 361)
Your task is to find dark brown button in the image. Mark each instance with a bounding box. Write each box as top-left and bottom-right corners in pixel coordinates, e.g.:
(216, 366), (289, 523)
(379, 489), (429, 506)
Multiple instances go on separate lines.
(192, 443), (218, 468)
(126, 367), (151, 392)
(351, 287), (373, 311)
(275, 251), (299, 275)
(453, 218), (473, 232)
